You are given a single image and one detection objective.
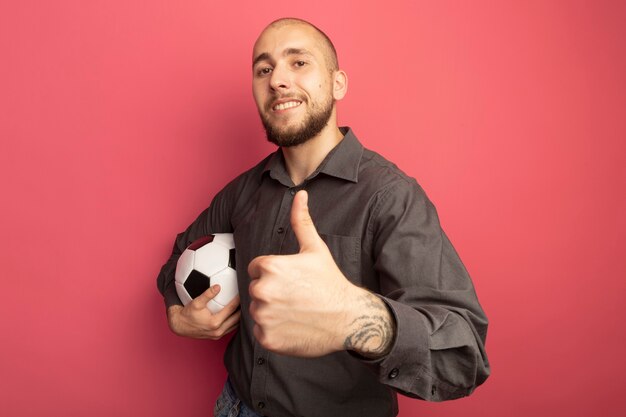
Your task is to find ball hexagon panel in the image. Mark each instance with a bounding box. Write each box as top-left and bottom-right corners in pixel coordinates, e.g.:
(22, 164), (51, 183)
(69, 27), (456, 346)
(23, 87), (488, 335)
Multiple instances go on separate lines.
(193, 242), (231, 278)
(210, 267), (238, 307)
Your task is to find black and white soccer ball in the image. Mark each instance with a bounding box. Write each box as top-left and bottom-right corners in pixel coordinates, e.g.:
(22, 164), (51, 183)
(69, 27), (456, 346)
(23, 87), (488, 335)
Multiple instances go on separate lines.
(175, 233), (238, 314)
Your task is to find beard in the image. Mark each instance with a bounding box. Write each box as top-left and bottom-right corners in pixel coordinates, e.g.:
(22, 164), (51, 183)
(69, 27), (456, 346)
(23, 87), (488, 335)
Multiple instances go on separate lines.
(260, 95), (335, 147)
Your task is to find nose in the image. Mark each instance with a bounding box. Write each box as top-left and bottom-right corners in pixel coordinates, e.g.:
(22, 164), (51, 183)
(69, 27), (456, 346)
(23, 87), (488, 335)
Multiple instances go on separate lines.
(270, 64), (290, 91)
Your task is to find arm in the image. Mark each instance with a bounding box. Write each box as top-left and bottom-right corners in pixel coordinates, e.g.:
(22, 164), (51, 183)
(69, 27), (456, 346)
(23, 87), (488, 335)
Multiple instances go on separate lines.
(364, 179), (490, 401)
(156, 180), (241, 339)
(247, 188), (489, 399)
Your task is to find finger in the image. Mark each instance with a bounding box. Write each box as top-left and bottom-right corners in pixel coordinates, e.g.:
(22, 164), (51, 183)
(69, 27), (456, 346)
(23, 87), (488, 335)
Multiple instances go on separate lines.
(219, 309), (241, 331)
(248, 279), (261, 300)
(213, 294), (240, 320)
(193, 284), (221, 307)
(208, 311), (240, 339)
(209, 307), (240, 331)
(249, 299), (258, 319)
(291, 190), (324, 253)
(248, 274), (274, 302)
(220, 321), (240, 337)
(253, 323), (264, 344)
(247, 256), (266, 280)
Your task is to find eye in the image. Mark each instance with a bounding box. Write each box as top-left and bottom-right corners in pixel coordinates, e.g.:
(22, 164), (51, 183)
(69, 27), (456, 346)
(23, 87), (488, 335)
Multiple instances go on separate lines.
(256, 67), (273, 76)
(294, 60), (306, 68)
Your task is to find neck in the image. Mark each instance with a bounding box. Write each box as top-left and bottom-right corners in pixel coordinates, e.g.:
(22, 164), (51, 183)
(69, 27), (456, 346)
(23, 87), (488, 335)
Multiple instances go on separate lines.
(282, 123), (344, 186)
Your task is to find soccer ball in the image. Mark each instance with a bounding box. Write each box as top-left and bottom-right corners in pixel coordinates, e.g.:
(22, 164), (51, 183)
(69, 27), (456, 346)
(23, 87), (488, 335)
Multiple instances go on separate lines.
(175, 233), (238, 314)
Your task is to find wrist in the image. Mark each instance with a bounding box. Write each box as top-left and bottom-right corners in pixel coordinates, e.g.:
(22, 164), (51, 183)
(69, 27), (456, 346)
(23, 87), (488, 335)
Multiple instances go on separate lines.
(167, 305), (184, 334)
(341, 288), (396, 359)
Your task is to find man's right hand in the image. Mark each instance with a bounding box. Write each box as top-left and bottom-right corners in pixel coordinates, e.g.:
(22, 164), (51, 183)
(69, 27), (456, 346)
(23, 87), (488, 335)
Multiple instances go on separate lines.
(167, 285), (240, 340)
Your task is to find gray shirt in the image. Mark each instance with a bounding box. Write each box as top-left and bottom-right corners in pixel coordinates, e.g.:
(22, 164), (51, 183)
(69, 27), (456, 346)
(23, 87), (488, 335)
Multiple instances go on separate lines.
(157, 128), (490, 417)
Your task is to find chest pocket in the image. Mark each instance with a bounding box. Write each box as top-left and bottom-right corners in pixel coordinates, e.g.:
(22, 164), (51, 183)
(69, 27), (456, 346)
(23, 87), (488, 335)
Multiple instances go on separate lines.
(319, 233), (362, 285)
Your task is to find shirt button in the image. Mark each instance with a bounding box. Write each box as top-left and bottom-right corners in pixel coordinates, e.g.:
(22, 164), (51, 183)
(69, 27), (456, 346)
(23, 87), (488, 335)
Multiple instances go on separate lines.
(290, 189), (296, 196)
(258, 401), (265, 409)
(389, 368), (400, 379)
(277, 227), (285, 234)
(257, 357), (265, 365)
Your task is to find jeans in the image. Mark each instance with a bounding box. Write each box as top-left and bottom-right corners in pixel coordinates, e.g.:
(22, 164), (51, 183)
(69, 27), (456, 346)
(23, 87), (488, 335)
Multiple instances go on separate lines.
(214, 378), (264, 417)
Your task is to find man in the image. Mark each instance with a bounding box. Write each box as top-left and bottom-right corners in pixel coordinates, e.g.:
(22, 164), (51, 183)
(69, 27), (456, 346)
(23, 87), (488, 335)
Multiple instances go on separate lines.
(157, 17), (490, 417)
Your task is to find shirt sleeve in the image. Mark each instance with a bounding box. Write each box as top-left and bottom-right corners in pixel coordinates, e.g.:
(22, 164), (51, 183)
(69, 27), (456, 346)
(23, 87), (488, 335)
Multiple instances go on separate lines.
(364, 178), (490, 401)
(155, 180), (239, 308)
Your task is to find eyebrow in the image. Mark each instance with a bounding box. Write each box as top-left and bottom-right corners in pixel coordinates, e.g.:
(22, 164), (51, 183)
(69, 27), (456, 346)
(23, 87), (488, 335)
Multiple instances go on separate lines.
(252, 48), (314, 68)
(252, 52), (271, 68)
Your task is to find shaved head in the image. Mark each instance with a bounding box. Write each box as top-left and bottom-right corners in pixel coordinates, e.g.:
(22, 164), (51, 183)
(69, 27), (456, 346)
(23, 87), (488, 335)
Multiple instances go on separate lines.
(258, 17), (339, 73)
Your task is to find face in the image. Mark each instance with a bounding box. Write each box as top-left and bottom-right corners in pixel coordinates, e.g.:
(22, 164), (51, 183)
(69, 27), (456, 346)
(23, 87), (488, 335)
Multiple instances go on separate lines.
(252, 23), (337, 147)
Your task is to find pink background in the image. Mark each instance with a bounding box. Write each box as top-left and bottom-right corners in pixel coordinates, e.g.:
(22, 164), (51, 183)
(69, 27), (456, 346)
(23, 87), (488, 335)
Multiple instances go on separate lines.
(1, 1), (625, 416)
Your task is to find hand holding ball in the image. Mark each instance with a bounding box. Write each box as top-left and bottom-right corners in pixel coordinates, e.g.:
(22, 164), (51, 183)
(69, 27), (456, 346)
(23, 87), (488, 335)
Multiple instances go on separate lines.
(175, 233), (238, 313)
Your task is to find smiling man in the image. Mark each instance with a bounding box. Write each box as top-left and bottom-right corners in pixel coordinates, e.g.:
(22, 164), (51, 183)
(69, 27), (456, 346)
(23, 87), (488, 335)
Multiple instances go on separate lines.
(157, 18), (490, 417)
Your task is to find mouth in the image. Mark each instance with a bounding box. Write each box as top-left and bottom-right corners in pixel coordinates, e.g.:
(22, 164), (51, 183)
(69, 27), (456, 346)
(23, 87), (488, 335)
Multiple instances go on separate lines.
(271, 99), (303, 112)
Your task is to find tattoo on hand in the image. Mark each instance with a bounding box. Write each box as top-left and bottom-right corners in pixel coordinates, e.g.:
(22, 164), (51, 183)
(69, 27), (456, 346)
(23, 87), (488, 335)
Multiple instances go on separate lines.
(344, 294), (394, 358)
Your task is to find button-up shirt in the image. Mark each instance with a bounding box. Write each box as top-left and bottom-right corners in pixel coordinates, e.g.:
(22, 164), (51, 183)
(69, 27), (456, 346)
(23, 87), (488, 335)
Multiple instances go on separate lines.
(157, 128), (490, 417)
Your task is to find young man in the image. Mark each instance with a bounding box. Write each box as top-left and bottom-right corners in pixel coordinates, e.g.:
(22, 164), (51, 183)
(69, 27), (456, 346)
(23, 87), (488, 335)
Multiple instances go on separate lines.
(157, 18), (490, 417)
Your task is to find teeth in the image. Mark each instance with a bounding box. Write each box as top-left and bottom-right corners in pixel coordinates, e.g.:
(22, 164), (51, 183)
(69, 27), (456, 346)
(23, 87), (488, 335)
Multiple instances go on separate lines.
(274, 101), (301, 111)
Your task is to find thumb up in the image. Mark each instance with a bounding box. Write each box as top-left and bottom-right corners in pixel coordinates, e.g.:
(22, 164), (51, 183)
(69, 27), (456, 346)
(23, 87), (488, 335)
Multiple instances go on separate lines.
(290, 190), (326, 254)
(247, 190), (357, 357)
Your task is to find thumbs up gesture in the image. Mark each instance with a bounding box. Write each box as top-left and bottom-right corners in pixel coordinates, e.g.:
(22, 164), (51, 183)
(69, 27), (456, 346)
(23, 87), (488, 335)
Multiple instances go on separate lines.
(248, 191), (395, 358)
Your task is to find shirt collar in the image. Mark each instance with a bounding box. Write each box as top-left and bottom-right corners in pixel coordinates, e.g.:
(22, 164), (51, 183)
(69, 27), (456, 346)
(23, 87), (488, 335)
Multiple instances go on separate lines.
(262, 127), (363, 186)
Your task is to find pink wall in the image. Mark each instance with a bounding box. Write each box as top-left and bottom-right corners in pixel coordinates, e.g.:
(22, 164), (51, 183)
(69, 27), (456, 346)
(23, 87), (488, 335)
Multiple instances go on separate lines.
(1, 1), (625, 416)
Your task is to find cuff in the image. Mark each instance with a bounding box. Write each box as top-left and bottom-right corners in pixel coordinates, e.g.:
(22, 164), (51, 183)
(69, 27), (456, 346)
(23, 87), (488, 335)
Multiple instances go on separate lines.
(357, 296), (472, 401)
(372, 297), (429, 394)
(164, 285), (183, 308)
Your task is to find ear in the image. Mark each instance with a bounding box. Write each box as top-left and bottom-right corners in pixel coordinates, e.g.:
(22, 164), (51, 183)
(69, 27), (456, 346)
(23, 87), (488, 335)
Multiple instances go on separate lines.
(332, 70), (348, 100)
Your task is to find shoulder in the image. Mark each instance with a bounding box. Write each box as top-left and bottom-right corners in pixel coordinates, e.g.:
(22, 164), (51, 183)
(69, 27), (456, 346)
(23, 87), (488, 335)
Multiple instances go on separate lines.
(207, 152), (276, 223)
(217, 152), (275, 199)
(356, 147), (438, 226)
(358, 147), (424, 197)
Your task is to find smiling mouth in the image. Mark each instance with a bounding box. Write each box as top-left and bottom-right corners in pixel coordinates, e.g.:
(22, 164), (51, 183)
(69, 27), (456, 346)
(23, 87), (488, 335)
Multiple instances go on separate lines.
(272, 100), (302, 111)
